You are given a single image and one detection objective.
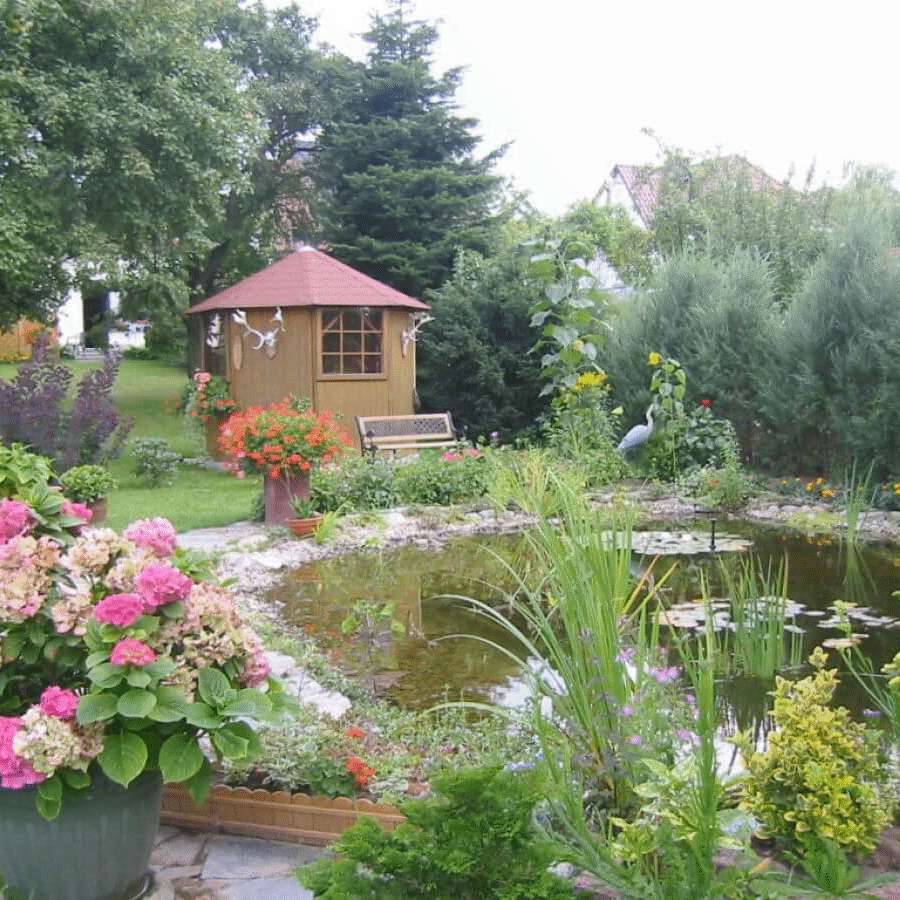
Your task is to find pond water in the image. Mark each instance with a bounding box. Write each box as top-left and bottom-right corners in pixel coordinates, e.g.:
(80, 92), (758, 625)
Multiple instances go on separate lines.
(265, 520), (900, 733)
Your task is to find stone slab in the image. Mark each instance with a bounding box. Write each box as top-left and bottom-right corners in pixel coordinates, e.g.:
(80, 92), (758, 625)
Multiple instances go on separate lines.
(202, 835), (307, 879)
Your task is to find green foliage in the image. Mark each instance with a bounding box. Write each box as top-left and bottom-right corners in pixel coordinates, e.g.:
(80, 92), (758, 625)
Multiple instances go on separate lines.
(313, 1), (506, 297)
(0, 443), (55, 498)
(638, 137), (834, 305)
(311, 452), (489, 512)
(527, 242), (611, 398)
(299, 766), (585, 899)
(544, 374), (626, 486)
(739, 655), (889, 856)
(58, 465), (118, 504)
(131, 438), (180, 487)
(0, 0), (253, 326)
(559, 200), (653, 286)
(417, 246), (549, 442)
(603, 250), (776, 463)
(756, 205), (900, 478)
(685, 439), (753, 512)
(755, 835), (894, 898)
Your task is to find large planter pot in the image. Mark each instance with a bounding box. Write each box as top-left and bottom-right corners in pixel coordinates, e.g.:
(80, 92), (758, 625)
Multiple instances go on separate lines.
(88, 496), (108, 525)
(0, 771), (163, 900)
(204, 413), (229, 461)
(264, 470), (310, 527)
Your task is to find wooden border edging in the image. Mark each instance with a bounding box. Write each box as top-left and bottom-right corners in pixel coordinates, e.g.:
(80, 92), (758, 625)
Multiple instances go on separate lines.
(161, 783), (406, 846)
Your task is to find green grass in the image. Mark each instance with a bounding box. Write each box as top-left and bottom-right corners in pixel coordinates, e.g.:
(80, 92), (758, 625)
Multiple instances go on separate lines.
(0, 357), (260, 533)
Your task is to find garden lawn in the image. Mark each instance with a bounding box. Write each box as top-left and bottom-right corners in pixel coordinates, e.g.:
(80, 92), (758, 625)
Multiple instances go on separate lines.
(0, 358), (260, 533)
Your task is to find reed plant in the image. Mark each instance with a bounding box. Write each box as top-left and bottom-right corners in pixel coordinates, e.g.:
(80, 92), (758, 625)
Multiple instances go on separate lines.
(713, 556), (803, 678)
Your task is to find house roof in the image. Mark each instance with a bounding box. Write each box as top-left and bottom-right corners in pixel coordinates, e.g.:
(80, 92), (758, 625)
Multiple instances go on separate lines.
(610, 155), (782, 227)
(187, 247), (430, 314)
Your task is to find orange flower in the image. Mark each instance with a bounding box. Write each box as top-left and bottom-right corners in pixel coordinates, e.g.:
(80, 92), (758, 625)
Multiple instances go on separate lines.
(346, 727), (365, 739)
(345, 756), (366, 774)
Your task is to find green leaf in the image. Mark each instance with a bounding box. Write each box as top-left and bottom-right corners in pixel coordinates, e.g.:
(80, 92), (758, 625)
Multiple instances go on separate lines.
(158, 733), (205, 783)
(62, 769), (92, 790)
(117, 689), (157, 718)
(222, 690), (273, 719)
(76, 692), (119, 723)
(160, 601), (184, 619)
(144, 659), (177, 680)
(211, 726), (250, 761)
(185, 702), (222, 730)
(197, 668), (231, 707)
(88, 662), (125, 689)
(97, 732), (148, 787)
(185, 757), (213, 806)
(146, 686), (189, 723)
(126, 671), (152, 689)
(36, 774), (63, 820)
(86, 650), (110, 668)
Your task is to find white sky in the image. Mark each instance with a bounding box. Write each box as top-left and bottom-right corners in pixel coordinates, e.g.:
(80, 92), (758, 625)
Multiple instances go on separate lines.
(281, 0), (900, 215)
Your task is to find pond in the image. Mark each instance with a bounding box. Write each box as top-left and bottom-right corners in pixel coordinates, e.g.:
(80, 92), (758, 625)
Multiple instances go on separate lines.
(265, 520), (900, 734)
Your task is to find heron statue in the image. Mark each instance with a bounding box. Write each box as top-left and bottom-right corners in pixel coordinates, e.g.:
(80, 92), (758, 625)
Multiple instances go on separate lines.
(617, 403), (655, 452)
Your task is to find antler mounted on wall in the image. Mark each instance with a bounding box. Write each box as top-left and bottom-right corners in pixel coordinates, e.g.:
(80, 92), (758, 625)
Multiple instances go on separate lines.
(401, 312), (434, 358)
(205, 313), (222, 349)
(232, 308), (286, 356)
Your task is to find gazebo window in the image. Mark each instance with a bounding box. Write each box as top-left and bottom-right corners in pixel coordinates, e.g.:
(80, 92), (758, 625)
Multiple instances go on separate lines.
(321, 309), (383, 375)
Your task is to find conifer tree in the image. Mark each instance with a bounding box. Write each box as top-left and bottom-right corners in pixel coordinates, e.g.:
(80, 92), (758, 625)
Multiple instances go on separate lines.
(312, 0), (507, 297)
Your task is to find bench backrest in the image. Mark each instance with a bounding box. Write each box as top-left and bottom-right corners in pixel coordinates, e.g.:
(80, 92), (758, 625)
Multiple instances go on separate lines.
(356, 413), (456, 447)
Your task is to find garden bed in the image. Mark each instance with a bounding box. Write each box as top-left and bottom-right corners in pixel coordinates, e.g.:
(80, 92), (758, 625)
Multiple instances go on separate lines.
(161, 782), (405, 846)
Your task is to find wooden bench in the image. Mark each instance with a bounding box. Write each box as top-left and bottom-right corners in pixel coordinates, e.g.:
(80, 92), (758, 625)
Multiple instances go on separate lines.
(355, 413), (460, 459)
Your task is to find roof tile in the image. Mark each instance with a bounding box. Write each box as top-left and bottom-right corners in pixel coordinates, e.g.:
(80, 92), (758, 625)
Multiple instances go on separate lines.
(187, 248), (430, 314)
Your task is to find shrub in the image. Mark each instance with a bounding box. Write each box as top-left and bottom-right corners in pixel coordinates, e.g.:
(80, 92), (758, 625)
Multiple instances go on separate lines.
(131, 438), (180, 487)
(0, 443), (56, 499)
(299, 766), (585, 899)
(739, 650), (889, 856)
(0, 335), (133, 471)
(58, 465), (118, 504)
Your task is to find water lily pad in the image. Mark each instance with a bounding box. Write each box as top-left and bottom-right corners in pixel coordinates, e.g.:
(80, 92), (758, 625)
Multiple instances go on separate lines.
(613, 530), (752, 556)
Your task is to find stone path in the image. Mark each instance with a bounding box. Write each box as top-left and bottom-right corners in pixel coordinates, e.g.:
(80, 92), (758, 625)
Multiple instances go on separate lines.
(148, 826), (327, 900)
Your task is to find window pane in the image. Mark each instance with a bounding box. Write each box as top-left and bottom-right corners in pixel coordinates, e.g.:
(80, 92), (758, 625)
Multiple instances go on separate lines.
(344, 333), (362, 353)
(364, 333), (381, 353)
(363, 355), (381, 374)
(322, 333), (340, 353)
(342, 311), (361, 331)
(322, 313), (341, 332)
(344, 354), (362, 374)
(322, 354), (341, 374)
(362, 310), (382, 331)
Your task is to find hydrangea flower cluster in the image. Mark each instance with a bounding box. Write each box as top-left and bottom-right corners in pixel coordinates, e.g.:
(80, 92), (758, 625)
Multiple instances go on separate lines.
(0, 509), (285, 820)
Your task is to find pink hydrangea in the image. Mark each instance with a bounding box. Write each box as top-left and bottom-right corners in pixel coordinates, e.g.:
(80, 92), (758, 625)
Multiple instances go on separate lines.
(241, 647), (272, 688)
(0, 716), (46, 789)
(123, 518), (178, 557)
(0, 499), (33, 544)
(134, 563), (193, 611)
(110, 638), (156, 667)
(94, 593), (144, 627)
(39, 687), (80, 719)
(61, 499), (93, 522)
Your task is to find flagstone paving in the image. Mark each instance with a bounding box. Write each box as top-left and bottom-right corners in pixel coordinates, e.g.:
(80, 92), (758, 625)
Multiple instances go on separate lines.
(148, 827), (325, 900)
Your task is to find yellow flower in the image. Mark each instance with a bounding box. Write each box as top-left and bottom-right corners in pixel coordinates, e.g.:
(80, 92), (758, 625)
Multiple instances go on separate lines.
(648, 352), (662, 366)
(821, 489), (835, 498)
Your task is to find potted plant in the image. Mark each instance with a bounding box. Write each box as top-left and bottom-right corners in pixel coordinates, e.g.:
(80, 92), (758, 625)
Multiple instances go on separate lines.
(287, 497), (325, 538)
(58, 464), (118, 524)
(219, 396), (354, 526)
(0, 503), (290, 900)
(178, 372), (237, 459)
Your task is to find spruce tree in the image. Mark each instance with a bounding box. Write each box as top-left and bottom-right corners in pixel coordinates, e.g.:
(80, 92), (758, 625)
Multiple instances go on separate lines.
(312, 0), (506, 297)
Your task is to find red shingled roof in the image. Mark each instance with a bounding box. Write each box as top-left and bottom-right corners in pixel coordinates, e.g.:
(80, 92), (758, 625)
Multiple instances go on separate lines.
(612, 155), (782, 227)
(187, 248), (430, 314)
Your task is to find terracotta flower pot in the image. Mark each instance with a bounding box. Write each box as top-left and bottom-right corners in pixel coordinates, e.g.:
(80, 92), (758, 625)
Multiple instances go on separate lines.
(287, 514), (324, 538)
(264, 471), (310, 526)
(88, 496), (108, 525)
